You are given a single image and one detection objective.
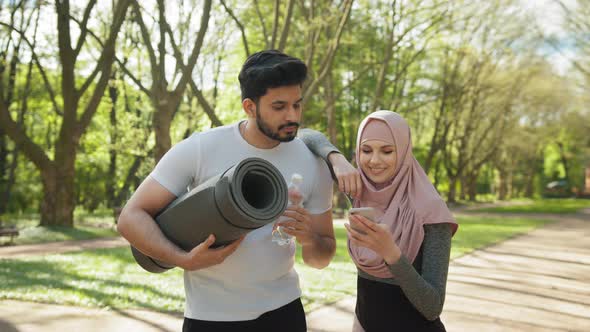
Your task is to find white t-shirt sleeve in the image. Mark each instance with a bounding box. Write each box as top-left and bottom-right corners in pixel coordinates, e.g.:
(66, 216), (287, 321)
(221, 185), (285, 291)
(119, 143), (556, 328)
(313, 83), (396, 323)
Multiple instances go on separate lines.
(305, 156), (333, 214)
(149, 134), (200, 197)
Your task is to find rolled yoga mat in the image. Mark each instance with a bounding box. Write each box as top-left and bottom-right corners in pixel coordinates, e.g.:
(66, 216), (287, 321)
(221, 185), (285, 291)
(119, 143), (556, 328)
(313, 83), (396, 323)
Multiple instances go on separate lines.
(131, 157), (288, 273)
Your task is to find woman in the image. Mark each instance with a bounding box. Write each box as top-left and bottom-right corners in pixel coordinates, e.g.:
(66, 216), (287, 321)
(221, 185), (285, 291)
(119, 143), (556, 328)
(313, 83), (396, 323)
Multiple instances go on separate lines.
(299, 111), (458, 331)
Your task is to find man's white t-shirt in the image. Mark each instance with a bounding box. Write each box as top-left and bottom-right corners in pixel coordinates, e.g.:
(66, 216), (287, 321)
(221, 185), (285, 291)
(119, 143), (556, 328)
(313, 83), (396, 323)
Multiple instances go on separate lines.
(150, 121), (333, 321)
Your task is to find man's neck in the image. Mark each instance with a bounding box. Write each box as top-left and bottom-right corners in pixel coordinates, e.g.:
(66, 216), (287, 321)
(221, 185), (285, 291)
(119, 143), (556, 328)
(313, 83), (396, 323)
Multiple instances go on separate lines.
(240, 120), (280, 149)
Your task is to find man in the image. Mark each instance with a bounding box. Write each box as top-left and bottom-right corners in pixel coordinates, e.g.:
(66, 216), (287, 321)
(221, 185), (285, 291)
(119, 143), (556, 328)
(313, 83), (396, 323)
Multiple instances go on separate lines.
(117, 50), (335, 332)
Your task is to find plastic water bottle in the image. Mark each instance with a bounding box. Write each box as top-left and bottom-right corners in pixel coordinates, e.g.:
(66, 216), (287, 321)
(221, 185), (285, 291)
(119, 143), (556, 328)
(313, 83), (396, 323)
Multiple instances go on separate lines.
(272, 173), (303, 246)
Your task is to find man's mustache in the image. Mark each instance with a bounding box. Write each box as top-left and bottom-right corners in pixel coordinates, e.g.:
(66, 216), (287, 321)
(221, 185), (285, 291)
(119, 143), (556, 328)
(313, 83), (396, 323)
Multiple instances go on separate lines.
(278, 122), (300, 130)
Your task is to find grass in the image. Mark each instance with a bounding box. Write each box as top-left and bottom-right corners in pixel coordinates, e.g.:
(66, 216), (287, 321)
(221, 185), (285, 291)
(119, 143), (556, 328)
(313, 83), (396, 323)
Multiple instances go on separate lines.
(0, 247), (185, 312)
(449, 215), (553, 258)
(1, 210), (118, 246)
(470, 198), (590, 214)
(0, 214), (554, 313)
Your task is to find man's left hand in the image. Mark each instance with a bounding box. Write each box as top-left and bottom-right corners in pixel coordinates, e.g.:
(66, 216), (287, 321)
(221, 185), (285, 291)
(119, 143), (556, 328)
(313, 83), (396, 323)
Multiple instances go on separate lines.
(277, 205), (317, 246)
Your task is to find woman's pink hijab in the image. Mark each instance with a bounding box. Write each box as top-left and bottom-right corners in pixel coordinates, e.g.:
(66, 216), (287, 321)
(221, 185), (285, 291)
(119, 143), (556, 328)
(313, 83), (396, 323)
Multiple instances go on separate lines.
(349, 111), (458, 278)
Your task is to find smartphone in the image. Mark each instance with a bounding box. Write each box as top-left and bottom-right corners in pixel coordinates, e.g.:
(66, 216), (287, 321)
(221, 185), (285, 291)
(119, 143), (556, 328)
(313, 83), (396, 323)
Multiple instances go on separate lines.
(349, 207), (377, 221)
(348, 207), (377, 234)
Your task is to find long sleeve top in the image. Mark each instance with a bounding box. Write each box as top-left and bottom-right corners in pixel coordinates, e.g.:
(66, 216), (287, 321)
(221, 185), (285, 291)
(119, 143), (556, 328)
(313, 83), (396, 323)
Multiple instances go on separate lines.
(298, 128), (452, 320)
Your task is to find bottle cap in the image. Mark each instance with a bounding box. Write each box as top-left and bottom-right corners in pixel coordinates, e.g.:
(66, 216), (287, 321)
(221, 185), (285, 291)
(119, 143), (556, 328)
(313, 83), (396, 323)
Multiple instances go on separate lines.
(290, 173), (303, 185)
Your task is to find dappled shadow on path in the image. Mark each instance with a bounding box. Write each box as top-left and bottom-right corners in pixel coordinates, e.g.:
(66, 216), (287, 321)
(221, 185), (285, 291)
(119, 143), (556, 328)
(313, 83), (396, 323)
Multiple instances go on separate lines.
(0, 319), (19, 332)
(442, 211), (590, 332)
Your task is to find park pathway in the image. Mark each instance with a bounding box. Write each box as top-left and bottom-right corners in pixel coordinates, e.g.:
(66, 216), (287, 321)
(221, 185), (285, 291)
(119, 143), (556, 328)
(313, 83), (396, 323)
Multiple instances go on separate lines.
(1, 210), (589, 331)
(0, 237), (128, 259)
(307, 210), (590, 331)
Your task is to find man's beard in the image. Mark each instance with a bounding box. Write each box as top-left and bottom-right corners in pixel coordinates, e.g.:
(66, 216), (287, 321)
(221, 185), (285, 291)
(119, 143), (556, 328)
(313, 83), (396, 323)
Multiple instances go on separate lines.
(256, 110), (299, 142)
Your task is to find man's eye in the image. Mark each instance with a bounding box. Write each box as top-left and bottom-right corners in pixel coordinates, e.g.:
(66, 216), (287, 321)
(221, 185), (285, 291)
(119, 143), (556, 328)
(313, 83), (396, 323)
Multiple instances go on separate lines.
(293, 103), (301, 110)
(273, 106), (285, 111)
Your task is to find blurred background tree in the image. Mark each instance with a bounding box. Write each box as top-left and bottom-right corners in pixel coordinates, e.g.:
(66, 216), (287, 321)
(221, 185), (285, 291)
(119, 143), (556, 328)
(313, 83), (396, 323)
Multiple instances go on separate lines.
(0, 0), (587, 227)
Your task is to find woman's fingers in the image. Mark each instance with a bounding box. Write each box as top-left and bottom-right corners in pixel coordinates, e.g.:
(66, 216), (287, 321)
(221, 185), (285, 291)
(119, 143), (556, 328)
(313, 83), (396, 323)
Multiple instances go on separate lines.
(349, 215), (373, 231)
(354, 174), (363, 199)
(344, 223), (363, 240)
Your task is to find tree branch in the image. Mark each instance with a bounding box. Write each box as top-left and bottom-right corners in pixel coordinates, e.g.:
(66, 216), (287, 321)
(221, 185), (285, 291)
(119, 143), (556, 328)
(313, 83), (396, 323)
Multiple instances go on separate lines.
(117, 57), (151, 95)
(156, 0), (167, 88)
(253, 0), (269, 47)
(190, 80), (223, 127)
(131, 0), (158, 86)
(0, 99), (53, 171)
(270, 0), (280, 49)
(220, 0), (250, 56)
(77, 0), (132, 135)
(171, 0), (212, 103)
(302, 0), (353, 103)
(277, 0), (295, 51)
(164, 14), (222, 127)
(0, 21), (62, 116)
(68, 13), (150, 96)
(73, 0), (97, 58)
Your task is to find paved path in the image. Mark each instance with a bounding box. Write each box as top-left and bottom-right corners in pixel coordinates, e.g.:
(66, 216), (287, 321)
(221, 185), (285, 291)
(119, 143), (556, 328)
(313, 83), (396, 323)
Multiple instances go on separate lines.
(0, 237), (128, 259)
(307, 211), (590, 331)
(0, 301), (182, 332)
(1, 211), (589, 331)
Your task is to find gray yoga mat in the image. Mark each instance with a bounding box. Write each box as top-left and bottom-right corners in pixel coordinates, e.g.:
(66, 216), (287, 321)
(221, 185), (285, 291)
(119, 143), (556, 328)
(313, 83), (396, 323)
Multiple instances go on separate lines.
(131, 157), (288, 273)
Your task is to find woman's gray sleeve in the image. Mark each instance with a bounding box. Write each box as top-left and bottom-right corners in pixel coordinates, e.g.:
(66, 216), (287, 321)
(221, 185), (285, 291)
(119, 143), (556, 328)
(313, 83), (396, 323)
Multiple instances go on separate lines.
(298, 128), (341, 162)
(386, 223), (452, 320)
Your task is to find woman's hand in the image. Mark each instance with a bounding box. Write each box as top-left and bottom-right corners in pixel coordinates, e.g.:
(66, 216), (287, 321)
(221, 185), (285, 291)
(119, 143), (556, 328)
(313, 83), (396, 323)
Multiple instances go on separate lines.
(344, 214), (401, 264)
(328, 152), (362, 198)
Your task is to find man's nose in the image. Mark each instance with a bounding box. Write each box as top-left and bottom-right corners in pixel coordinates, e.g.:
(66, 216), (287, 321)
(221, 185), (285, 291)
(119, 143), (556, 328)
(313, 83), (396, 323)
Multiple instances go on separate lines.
(285, 106), (299, 121)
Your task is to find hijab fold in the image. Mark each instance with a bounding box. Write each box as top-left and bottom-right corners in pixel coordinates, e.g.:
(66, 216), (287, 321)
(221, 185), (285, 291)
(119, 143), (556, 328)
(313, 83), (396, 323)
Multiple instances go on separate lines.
(349, 111), (458, 279)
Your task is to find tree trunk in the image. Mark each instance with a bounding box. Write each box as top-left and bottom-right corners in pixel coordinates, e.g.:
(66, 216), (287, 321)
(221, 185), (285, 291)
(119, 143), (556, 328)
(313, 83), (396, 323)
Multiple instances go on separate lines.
(459, 175), (467, 201)
(114, 152), (147, 207)
(524, 166), (535, 198)
(39, 156), (75, 227)
(447, 176), (457, 203)
(0, 130), (7, 214)
(325, 71), (337, 143)
(107, 81), (118, 208)
(468, 183), (477, 201)
(468, 173), (478, 202)
(556, 141), (569, 182)
(432, 158), (441, 190)
(0, 0), (131, 227)
(153, 97), (174, 162)
(0, 145), (18, 215)
(497, 167), (510, 201)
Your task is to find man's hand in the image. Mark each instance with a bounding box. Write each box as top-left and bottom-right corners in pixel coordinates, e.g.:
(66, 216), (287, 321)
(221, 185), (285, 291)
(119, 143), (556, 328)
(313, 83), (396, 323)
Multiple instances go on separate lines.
(178, 234), (244, 271)
(278, 206), (335, 269)
(277, 205), (317, 246)
(328, 152), (362, 199)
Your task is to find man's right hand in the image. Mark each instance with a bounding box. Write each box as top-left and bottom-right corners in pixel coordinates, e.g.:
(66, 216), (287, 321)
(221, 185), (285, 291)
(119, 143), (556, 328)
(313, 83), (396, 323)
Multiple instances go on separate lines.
(178, 234), (244, 271)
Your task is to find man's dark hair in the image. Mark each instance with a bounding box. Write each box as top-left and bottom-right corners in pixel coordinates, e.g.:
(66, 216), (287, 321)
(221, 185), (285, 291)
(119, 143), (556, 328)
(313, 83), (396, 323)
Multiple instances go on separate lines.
(238, 50), (307, 102)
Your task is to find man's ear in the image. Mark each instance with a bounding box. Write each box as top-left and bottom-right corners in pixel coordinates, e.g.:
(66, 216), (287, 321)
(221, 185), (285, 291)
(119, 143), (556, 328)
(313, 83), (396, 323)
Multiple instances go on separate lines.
(242, 98), (256, 117)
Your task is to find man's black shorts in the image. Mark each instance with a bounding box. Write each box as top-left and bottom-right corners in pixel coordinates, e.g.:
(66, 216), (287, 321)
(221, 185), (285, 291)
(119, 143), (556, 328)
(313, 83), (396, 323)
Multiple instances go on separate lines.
(182, 298), (306, 332)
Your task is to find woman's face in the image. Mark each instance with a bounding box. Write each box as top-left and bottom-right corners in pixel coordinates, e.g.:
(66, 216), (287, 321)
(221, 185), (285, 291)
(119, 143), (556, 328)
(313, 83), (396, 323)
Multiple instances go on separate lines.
(359, 139), (397, 184)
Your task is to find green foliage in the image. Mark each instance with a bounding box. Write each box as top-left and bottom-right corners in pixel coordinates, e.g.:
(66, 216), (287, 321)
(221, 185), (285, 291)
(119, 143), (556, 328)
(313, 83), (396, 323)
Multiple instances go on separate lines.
(470, 198), (590, 214)
(2, 0), (590, 221)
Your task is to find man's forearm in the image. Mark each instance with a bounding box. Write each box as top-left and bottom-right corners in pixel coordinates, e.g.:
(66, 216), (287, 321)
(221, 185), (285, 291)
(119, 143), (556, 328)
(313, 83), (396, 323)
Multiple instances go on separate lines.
(117, 208), (186, 267)
(302, 234), (336, 269)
